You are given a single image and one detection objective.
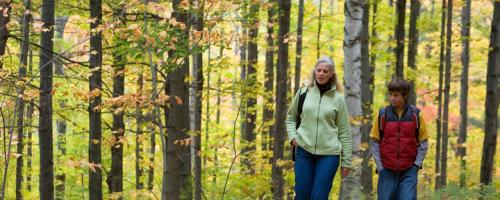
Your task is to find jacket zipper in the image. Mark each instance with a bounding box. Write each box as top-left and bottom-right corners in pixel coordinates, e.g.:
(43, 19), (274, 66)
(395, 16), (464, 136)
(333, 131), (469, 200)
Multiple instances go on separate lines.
(315, 95), (322, 154)
(397, 121), (401, 171)
(396, 107), (408, 171)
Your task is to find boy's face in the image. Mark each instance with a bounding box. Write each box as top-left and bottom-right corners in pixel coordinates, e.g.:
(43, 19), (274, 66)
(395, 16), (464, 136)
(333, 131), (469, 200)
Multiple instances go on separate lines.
(389, 91), (406, 108)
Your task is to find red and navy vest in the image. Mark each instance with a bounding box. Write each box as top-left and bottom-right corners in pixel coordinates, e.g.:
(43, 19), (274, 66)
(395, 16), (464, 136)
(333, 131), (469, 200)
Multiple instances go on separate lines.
(379, 105), (420, 171)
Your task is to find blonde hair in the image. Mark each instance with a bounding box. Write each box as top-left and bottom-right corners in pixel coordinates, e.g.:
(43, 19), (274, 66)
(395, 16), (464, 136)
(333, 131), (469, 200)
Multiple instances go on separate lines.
(308, 56), (343, 92)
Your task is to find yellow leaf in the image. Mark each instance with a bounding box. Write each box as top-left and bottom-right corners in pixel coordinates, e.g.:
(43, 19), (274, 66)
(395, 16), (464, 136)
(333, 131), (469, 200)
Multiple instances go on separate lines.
(90, 88), (101, 98)
(359, 142), (369, 151)
(92, 139), (100, 144)
(175, 96), (183, 105)
(11, 153), (22, 159)
(127, 23), (139, 30)
(54, 82), (64, 88)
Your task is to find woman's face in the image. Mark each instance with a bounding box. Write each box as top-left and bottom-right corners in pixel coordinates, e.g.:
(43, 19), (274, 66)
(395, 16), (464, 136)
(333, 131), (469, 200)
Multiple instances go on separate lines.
(315, 63), (334, 85)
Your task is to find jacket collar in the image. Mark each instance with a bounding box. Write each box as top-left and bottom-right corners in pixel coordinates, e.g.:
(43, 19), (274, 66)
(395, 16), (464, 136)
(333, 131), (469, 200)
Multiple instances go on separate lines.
(311, 81), (336, 93)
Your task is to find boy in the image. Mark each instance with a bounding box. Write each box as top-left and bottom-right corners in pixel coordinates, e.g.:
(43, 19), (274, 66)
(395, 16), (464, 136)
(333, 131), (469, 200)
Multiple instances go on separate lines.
(370, 78), (429, 200)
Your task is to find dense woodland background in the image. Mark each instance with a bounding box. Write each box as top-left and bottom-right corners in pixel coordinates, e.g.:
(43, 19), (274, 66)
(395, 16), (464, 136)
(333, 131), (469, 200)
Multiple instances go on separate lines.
(0, 0), (498, 199)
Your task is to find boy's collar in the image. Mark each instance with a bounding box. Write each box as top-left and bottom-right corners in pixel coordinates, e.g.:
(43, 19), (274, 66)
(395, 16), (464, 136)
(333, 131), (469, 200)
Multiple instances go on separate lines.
(389, 103), (410, 111)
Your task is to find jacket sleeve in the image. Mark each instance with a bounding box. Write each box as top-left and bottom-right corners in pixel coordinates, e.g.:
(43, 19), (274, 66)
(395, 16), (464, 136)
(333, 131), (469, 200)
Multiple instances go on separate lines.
(336, 97), (352, 168)
(285, 88), (301, 144)
(371, 139), (383, 172)
(414, 140), (429, 168)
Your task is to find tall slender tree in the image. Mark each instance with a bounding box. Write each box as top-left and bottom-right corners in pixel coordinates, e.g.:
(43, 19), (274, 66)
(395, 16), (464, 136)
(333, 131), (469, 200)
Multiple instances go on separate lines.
(458, 0), (471, 187)
(135, 66), (144, 190)
(192, 0), (204, 199)
(360, 0), (373, 196)
(26, 49), (34, 192)
(480, 0), (500, 186)
(89, 0), (103, 198)
(395, 0), (406, 78)
(242, 1), (259, 174)
(385, 0), (395, 86)
(0, 0), (11, 69)
(295, 0), (304, 93)
(108, 6), (126, 198)
(339, 0), (364, 199)
(39, 0), (55, 198)
(317, 0), (323, 59)
(263, 0), (276, 159)
(16, 0), (31, 198)
(272, 0), (290, 199)
(435, 0), (447, 190)
(440, 0), (453, 188)
(407, 0), (420, 105)
(165, 0), (192, 198)
(54, 16), (68, 200)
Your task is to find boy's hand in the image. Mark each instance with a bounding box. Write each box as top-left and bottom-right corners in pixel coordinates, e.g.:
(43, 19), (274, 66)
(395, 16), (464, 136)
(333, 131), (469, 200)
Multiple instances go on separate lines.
(413, 164), (421, 171)
(341, 167), (350, 178)
(291, 139), (298, 147)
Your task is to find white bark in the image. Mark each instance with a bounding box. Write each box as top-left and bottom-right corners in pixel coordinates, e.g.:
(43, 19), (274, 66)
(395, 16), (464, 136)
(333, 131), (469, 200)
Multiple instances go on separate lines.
(340, 0), (365, 199)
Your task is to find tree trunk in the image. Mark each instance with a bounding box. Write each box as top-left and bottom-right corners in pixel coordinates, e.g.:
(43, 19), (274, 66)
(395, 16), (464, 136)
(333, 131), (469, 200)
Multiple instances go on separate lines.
(272, 0), (290, 199)
(147, 111), (155, 191)
(140, 1), (167, 197)
(339, 0), (364, 199)
(26, 49), (34, 192)
(407, 0), (420, 105)
(458, 0), (471, 188)
(204, 28), (211, 168)
(242, 2), (259, 175)
(295, 0), (304, 94)
(360, 0), (373, 197)
(479, 1), (500, 186)
(165, 0), (192, 199)
(39, 0), (55, 198)
(263, 0), (275, 162)
(317, 0), (323, 59)
(238, 1), (250, 173)
(0, 0), (11, 69)
(55, 16), (68, 200)
(192, 0), (204, 199)
(394, 0), (406, 78)
(214, 43), (224, 183)
(15, 0), (31, 198)
(108, 8), (126, 197)
(136, 67), (144, 190)
(435, 0), (446, 190)
(385, 0), (394, 88)
(439, 0), (453, 188)
(89, 0), (103, 198)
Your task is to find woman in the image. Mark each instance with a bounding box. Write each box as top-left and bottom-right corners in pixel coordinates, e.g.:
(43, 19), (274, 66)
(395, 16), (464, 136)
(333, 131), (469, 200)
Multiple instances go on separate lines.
(286, 56), (352, 200)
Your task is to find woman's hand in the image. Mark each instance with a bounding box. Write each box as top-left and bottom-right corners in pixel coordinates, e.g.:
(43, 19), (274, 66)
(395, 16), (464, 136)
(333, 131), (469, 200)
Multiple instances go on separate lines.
(341, 167), (350, 178)
(291, 139), (298, 147)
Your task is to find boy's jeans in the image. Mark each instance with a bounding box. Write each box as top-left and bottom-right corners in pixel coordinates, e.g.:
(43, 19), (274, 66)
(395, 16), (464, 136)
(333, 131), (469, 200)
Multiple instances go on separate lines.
(294, 146), (339, 200)
(377, 166), (418, 200)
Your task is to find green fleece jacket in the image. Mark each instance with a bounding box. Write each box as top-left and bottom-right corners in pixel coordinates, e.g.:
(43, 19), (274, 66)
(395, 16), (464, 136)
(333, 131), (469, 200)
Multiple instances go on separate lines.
(286, 83), (352, 168)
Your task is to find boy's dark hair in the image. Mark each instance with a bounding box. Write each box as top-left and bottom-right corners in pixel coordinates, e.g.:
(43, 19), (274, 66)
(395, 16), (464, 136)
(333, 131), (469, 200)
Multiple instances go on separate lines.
(388, 78), (410, 99)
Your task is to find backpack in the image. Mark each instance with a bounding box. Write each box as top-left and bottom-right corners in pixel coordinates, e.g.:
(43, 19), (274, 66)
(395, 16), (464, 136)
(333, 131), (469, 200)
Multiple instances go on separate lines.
(378, 105), (421, 145)
(292, 87), (308, 161)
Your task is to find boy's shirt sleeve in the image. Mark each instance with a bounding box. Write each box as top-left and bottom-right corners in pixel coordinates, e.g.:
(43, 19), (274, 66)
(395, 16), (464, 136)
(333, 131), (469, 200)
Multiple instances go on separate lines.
(418, 112), (428, 142)
(370, 112), (380, 141)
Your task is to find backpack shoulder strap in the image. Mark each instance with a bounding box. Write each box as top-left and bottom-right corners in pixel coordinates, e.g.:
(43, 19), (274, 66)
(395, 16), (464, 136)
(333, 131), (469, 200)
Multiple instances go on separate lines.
(296, 87), (308, 129)
(378, 106), (388, 141)
(298, 87), (308, 115)
(410, 105), (421, 143)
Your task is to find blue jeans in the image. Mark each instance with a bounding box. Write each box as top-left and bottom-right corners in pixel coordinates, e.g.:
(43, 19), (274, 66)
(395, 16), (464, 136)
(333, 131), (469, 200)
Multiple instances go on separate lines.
(377, 166), (418, 200)
(294, 146), (340, 200)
